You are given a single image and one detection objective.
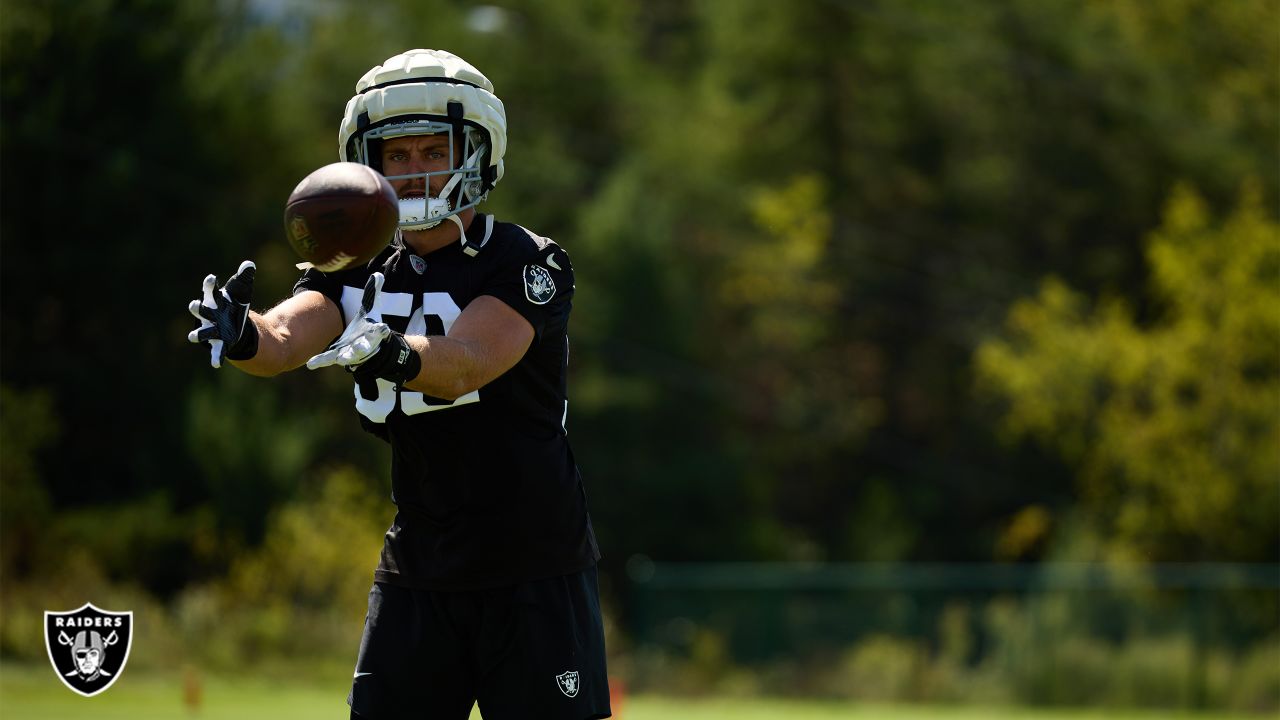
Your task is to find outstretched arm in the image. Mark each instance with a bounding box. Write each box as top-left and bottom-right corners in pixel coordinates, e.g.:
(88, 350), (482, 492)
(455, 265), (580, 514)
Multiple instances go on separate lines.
(233, 290), (344, 377)
(188, 261), (343, 376)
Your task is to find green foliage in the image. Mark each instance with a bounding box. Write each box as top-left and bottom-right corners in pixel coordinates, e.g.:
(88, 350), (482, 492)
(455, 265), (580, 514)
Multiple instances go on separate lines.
(0, 385), (57, 577)
(183, 371), (330, 544)
(837, 635), (925, 702)
(976, 185), (1280, 561)
(174, 466), (387, 669)
(629, 593), (1279, 711)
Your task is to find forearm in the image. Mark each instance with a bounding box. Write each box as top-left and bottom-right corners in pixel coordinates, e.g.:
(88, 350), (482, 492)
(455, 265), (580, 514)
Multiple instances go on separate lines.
(337, 294), (533, 400)
(228, 312), (305, 376)
(228, 291), (342, 377)
(401, 335), (486, 400)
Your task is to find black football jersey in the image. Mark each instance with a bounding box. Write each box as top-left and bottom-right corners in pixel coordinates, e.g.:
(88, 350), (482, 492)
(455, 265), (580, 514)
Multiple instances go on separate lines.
(293, 214), (600, 590)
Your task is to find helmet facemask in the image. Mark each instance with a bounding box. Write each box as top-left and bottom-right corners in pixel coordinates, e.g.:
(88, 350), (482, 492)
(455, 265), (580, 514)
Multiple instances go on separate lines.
(353, 115), (491, 232)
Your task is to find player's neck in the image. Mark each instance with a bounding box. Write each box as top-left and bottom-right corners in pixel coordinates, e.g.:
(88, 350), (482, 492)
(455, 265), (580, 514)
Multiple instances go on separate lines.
(401, 208), (477, 255)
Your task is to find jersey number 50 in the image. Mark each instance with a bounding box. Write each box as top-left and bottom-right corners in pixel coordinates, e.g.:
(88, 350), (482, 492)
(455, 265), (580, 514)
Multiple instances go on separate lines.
(340, 289), (479, 423)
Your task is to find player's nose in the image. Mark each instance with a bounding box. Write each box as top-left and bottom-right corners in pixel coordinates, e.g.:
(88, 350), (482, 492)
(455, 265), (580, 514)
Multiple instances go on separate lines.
(405, 151), (434, 175)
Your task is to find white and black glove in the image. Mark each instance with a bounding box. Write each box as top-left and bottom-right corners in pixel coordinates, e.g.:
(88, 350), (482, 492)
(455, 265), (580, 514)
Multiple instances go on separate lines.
(187, 260), (258, 368)
(306, 273), (421, 400)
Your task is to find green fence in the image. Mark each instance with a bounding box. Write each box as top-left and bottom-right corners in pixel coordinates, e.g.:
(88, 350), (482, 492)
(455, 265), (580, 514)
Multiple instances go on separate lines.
(625, 561), (1280, 709)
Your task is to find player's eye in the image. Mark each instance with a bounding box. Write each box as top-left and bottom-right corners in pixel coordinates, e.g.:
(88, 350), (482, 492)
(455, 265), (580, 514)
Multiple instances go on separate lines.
(429, 151), (445, 160)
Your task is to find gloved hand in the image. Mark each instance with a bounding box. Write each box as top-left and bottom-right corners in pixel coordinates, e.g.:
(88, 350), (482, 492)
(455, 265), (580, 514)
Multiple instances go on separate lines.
(187, 260), (258, 368)
(306, 273), (421, 400)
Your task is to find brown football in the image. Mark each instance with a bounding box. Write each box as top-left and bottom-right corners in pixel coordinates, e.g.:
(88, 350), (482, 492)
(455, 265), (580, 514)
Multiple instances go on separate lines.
(284, 162), (398, 272)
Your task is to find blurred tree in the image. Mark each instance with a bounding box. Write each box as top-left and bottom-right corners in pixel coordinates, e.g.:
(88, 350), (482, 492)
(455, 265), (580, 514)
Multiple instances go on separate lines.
(218, 465), (386, 623)
(173, 466), (387, 668)
(976, 184), (1280, 562)
(631, 0), (1280, 563)
(0, 385), (58, 577)
(0, 0), (388, 590)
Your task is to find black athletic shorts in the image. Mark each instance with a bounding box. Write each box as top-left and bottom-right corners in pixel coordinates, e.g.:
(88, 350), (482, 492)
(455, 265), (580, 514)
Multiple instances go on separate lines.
(348, 565), (610, 720)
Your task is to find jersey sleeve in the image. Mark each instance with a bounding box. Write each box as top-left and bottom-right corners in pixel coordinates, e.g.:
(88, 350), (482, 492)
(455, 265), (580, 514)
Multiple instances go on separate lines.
(482, 235), (575, 338)
(292, 267), (342, 305)
(292, 264), (373, 326)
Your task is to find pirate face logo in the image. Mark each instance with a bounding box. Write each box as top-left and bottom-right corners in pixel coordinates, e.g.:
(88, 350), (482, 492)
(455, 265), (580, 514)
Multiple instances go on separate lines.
(44, 603), (133, 697)
(72, 631), (109, 679)
(556, 670), (580, 698)
(523, 264), (556, 305)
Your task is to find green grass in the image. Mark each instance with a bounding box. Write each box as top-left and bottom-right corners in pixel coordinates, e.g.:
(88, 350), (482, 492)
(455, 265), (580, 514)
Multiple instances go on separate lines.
(0, 663), (1260, 720)
(0, 664), (334, 719)
(626, 697), (1261, 720)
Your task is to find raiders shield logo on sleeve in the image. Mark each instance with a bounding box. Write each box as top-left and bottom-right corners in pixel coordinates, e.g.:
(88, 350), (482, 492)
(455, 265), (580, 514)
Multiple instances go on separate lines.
(524, 264), (556, 305)
(44, 603), (134, 697)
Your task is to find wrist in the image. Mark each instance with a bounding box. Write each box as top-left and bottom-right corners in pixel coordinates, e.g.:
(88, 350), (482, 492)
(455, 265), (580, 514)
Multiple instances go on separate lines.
(225, 314), (260, 361)
(359, 332), (421, 386)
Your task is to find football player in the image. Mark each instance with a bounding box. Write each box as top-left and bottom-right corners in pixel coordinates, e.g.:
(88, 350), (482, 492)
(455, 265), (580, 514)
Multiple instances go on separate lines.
(187, 49), (609, 720)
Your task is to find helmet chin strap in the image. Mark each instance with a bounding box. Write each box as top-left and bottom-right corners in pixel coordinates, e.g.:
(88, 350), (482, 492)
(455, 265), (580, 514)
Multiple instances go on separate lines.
(446, 212), (468, 248)
(404, 210), (490, 257)
(460, 213), (495, 257)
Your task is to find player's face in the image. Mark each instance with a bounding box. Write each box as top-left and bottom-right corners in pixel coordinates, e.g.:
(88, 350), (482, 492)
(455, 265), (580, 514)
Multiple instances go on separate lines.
(76, 648), (100, 674)
(379, 133), (474, 255)
(380, 134), (456, 200)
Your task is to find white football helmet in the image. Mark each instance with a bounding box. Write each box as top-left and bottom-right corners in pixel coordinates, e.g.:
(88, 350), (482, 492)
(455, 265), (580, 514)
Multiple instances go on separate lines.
(339, 49), (506, 250)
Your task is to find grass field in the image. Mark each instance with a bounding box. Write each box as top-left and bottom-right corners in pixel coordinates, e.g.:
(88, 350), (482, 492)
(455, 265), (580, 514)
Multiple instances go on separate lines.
(0, 663), (1261, 720)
